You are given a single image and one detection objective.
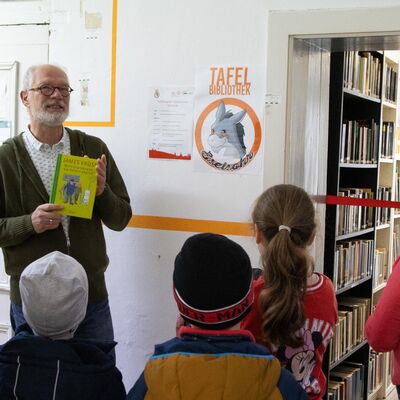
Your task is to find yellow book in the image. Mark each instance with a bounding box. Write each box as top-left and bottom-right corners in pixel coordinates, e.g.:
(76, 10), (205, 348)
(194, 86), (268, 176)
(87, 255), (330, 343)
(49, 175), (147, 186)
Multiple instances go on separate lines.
(49, 154), (97, 219)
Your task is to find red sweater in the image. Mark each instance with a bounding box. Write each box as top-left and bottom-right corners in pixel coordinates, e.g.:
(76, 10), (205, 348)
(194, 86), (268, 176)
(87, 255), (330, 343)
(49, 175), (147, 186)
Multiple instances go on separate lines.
(366, 257), (400, 384)
(241, 273), (338, 400)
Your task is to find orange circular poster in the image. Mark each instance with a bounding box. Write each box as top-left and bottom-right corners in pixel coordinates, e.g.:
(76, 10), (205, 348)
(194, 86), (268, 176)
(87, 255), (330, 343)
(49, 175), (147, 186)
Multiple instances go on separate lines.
(195, 97), (261, 171)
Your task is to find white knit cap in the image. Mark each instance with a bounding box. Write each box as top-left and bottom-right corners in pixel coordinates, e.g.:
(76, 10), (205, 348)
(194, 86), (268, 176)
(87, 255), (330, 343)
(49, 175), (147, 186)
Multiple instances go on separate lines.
(20, 251), (88, 340)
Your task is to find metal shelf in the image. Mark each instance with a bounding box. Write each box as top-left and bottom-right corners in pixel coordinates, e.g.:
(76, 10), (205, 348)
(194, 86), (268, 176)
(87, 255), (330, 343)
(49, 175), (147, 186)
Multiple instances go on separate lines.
(336, 275), (372, 295)
(336, 228), (374, 241)
(329, 340), (369, 371)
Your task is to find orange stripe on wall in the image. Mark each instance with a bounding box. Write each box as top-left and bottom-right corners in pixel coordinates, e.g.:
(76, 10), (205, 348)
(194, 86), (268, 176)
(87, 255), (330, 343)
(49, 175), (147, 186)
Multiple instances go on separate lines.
(128, 215), (253, 237)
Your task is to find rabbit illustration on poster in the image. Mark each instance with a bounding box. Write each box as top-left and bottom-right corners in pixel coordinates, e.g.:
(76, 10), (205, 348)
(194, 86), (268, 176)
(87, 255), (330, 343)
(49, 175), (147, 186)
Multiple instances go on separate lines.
(208, 101), (247, 159)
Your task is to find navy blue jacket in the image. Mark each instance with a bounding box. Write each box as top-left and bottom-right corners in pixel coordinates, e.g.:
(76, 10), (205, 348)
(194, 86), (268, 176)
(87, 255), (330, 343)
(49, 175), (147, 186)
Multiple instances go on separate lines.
(0, 327), (126, 400)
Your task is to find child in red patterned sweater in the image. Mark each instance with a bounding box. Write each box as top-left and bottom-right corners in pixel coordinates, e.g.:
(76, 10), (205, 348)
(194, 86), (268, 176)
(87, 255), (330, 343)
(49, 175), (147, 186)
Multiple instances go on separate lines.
(241, 184), (338, 400)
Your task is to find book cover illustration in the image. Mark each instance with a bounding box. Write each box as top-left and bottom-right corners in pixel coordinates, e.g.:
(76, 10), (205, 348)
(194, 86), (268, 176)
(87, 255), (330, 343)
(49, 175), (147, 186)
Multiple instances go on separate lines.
(50, 154), (97, 219)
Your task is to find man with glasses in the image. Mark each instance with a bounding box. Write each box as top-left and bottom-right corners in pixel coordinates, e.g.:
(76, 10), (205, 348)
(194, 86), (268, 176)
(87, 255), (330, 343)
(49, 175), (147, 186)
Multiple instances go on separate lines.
(0, 65), (132, 361)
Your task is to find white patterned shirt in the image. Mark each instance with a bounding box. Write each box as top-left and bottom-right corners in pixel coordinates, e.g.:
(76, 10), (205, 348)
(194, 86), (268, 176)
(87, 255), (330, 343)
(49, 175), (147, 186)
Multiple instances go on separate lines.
(22, 127), (71, 244)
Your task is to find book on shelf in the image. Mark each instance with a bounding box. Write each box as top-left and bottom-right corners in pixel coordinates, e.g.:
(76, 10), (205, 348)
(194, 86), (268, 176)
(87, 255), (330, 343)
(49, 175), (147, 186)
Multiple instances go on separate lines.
(329, 362), (364, 400)
(374, 247), (389, 288)
(368, 351), (384, 394)
(329, 370), (353, 400)
(49, 154), (98, 219)
(380, 122), (394, 159)
(396, 128), (400, 155)
(340, 119), (378, 164)
(329, 297), (371, 365)
(344, 362), (365, 400)
(376, 186), (391, 226)
(384, 63), (398, 102)
(334, 239), (373, 290)
(343, 51), (381, 98)
(358, 52), (369, 95)
(339, 297), (370, 342)
(337, 188), (374, 236)
(330, 310), (351, 364)
(388, 351), (393, 382)
(393, 223), (400, 261)
(395, 165), (400, 217)
(327, 380), (342, 400)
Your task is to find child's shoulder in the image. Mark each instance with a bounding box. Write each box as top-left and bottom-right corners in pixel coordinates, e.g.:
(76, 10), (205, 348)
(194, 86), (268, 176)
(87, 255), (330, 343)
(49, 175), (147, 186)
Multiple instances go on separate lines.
(305, 273), (337, 309)
(152, 337), (183, 357)
(252, 275), (266, 294)
(307, 272), (334, 292)
(305, 273), (338, 320)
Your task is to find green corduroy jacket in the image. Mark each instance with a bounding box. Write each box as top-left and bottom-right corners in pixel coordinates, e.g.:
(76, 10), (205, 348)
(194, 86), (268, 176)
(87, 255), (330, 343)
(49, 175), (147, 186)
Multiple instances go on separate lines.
(0, 128), (132, 304)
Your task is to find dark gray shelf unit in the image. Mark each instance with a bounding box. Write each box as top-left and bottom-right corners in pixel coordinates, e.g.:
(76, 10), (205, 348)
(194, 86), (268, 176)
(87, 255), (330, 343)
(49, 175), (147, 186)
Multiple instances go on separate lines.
(323, 51), (384, 400)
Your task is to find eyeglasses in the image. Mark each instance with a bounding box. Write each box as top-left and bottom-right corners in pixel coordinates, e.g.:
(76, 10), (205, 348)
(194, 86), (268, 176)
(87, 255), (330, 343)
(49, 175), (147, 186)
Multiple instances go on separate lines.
(28, 85), (74, 97)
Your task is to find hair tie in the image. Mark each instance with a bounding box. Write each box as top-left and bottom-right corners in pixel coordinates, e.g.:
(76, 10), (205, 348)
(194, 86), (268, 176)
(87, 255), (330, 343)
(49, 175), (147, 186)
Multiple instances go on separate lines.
(278, 225), (291, 233)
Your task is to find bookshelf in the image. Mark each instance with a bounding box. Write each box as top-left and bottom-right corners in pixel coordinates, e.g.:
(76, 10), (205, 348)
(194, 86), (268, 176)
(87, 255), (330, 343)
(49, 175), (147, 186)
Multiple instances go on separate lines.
(324, 50), (399, 400)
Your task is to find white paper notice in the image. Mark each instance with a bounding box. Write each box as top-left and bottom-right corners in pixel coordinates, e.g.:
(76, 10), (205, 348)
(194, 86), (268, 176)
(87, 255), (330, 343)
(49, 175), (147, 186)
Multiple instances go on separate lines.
(147, 87), (194, 160)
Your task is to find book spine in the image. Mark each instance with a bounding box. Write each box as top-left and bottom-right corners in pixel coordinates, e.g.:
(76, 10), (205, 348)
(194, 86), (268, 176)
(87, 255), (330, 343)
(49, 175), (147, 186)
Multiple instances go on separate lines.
(49, 154), (62, 203)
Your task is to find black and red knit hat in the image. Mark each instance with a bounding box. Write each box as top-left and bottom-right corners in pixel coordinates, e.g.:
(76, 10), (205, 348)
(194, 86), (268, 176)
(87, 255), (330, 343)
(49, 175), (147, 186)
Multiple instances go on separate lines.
(173, 233), (254, 330)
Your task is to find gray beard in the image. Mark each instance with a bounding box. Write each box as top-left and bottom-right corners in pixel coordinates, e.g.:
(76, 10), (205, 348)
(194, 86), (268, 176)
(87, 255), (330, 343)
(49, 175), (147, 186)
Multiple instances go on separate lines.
(31, 109), (69, 127)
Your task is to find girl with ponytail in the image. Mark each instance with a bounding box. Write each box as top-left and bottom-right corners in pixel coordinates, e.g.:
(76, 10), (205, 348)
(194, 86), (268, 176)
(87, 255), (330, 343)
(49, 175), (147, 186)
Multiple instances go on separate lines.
(241, 184), (338, 400)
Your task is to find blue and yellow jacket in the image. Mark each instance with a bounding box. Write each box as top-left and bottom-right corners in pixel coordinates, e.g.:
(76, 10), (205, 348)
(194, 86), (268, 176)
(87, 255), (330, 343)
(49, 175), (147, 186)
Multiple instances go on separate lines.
(128, 327), (308, 400)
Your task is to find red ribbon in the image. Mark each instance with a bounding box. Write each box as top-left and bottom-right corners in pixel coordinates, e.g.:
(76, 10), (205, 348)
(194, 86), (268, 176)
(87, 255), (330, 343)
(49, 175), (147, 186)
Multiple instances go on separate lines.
(315, 195), (400, 209)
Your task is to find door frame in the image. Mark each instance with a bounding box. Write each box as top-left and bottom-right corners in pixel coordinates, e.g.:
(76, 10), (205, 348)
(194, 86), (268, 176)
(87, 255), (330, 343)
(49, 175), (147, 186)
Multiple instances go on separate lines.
(0, 61), (18, 138)
(265, 6), (400, 189)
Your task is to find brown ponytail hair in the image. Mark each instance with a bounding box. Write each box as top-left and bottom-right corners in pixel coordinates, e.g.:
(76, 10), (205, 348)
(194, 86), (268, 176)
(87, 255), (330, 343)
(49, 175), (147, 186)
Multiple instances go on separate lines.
(252, 184), (316, 348)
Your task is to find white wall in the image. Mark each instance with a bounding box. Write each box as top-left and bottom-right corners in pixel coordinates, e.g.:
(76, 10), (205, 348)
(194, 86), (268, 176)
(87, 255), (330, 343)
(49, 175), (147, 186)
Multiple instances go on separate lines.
(108, 0), (267, 387)
(97, 0), (400, 389)
(0, 1), (49, 25)
(2, 0), (400, 392)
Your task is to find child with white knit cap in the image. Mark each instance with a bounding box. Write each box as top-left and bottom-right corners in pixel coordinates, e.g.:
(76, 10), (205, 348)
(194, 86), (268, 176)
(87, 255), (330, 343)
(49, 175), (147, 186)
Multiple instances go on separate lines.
(0, 251), (126, 400)
(20, 250), (88, 340)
